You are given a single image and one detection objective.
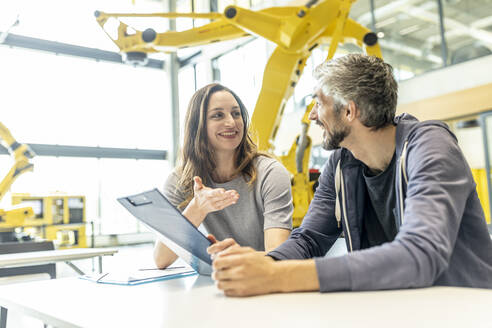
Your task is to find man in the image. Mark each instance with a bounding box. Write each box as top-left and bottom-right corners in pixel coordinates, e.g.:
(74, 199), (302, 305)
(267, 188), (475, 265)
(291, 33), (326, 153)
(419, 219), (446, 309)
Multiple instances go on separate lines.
(207, 54), (492, 297)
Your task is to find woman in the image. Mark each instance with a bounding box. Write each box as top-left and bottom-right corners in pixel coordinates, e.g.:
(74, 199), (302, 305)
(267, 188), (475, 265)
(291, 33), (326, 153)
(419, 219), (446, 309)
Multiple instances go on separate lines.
(154, 83), (293, 268)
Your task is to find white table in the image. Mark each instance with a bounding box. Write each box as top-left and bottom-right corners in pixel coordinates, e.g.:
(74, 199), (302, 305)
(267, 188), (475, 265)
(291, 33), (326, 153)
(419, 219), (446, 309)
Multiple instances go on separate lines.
(0, 248), (118, 275)
(0, 274), (490, 328)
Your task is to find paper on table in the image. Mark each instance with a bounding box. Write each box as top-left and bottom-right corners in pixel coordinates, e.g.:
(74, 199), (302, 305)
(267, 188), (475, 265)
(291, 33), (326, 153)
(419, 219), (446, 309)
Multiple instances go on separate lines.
(80, 266), (197, 285)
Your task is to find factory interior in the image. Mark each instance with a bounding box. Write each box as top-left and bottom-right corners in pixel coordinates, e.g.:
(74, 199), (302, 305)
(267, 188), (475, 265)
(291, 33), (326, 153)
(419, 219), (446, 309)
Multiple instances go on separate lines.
(0, 0), (491, 327)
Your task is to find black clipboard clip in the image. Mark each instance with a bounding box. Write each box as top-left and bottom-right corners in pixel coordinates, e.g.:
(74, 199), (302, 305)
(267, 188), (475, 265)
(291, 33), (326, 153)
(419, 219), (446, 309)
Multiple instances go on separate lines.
(127, 194), (153, 207)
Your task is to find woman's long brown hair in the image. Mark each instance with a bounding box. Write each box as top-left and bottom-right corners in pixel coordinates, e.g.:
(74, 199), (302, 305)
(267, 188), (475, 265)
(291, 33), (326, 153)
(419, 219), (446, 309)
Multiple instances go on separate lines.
(176, 83), (265, 209)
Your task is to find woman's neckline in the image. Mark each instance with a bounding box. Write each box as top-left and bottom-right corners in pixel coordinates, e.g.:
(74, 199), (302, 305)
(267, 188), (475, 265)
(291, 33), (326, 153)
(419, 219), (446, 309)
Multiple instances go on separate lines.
(211, 173), (241, 184)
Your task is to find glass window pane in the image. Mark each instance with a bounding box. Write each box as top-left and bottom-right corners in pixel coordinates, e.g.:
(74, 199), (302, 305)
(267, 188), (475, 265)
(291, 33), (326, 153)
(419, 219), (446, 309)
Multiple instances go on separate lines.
(0, 47), (170, 149)
(193, 0), (212, 27)
(176, 0), (193, 31)
(217, 38), (268, 116)
(443, 0), (492, 66)
(98, 158), (170, 234)
(178, 65), (196, 143)
(0, 0), (167, 50)
(2, 156), (170, 235)
(195, 61), (211, 89)
(350, 0), (443, 79)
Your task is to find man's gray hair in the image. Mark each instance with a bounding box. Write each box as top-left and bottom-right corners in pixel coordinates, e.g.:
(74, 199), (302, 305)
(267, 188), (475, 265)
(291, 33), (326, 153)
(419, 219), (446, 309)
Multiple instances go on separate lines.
(313, 54), (398, 130)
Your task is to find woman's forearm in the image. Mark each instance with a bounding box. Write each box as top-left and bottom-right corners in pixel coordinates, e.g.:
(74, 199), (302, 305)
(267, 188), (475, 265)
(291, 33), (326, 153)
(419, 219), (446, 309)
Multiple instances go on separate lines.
(153, 197), (209, 268)
(153, 241), (178, 269)
(264, 228), (291, 252)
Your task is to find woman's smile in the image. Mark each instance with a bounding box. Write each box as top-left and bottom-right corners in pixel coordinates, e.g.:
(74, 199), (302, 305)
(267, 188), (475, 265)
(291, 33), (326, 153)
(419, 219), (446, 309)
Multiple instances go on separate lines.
(218, 130), (239, 139)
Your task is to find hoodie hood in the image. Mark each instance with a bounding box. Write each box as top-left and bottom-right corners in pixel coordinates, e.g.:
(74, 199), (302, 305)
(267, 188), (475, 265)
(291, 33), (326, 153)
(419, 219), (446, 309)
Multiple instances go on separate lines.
(394, 113), (455, 159)
(337, 113), (454, 168)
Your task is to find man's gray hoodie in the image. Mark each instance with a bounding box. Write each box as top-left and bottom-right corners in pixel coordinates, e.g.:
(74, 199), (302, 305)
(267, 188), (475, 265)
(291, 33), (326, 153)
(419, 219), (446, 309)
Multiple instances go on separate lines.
(269, 114), (492, 292)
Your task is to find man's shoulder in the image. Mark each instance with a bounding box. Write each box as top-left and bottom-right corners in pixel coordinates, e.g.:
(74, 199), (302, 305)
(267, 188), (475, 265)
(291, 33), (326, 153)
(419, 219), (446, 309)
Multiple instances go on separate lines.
(407, 121), (456, 147)
(401, 120), (464, 175)
(395, 114), (455, 153)
(396, 114), (451, 139)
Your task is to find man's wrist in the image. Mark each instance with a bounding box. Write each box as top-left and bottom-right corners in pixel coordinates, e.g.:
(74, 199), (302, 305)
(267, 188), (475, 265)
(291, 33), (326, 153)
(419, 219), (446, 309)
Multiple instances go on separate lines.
(263, 257), (284, 294)
(275, 260), (320, 293)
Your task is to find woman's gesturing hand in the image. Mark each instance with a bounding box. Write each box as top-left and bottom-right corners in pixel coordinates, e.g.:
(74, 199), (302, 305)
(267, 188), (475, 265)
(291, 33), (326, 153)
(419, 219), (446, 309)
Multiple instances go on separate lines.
(191, 176), (239, 217)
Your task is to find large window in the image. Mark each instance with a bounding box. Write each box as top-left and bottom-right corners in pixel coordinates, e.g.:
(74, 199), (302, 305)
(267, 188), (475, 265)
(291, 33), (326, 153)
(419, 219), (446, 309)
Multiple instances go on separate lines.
(216, 38), (270, 116)
(0, 48), (169, 148)
(178, 65), (197, 144)
(0, 46), (171, 235)
(0, 0), (166, 50)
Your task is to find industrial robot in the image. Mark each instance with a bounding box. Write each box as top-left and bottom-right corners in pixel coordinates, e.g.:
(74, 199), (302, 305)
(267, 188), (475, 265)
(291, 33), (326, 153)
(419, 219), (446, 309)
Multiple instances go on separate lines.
(95, 0), (382, 226)
(0, 122), (35, 241)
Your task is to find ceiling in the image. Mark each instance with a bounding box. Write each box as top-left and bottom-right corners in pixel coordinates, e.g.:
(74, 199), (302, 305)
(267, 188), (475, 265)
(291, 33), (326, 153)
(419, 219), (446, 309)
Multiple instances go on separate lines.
(349, 0), (492, 73)
(180, 0), (492, 76)
(1, 0), (491, 77)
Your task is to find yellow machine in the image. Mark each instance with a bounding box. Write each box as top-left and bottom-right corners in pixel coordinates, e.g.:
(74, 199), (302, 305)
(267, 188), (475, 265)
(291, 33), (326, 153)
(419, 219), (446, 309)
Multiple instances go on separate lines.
(11, 194), (87, 248)
(95, 0), (382, 226)
(0, 122), (88, 247)
(0, 122), (35, 240)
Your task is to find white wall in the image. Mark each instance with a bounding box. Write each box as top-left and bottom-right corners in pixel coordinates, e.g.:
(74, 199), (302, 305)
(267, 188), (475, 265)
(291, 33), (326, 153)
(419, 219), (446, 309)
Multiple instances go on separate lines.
(398, 55), (492, 170)
(399, 55), (492, 105)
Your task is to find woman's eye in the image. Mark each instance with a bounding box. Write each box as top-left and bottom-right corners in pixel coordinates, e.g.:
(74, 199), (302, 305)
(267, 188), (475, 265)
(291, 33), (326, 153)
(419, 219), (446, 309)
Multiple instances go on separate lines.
(211, 113), (223, 119)
(232, 111), (241, 117)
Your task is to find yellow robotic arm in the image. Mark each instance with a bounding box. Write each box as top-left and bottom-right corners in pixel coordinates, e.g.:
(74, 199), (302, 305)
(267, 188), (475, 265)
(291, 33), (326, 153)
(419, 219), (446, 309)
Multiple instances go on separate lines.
(94, 0), (381, 149)
(0, 122), (35, 228)
(94, 0), (382, 226)
(94, 11), (246, 59)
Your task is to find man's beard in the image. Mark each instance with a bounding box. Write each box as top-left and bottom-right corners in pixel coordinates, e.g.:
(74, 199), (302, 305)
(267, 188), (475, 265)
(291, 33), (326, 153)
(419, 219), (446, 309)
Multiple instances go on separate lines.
(321, 121), (350, 150)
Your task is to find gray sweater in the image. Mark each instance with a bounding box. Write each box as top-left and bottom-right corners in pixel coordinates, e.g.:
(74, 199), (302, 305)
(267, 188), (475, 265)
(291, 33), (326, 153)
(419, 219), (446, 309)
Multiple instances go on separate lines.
(269, 114), (492, 291)
(164, 156), (293, 251)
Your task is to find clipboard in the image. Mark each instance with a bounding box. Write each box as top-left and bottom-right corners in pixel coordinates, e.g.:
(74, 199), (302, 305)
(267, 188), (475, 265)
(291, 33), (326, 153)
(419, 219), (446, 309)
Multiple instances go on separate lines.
(117, 189), (213, 275)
